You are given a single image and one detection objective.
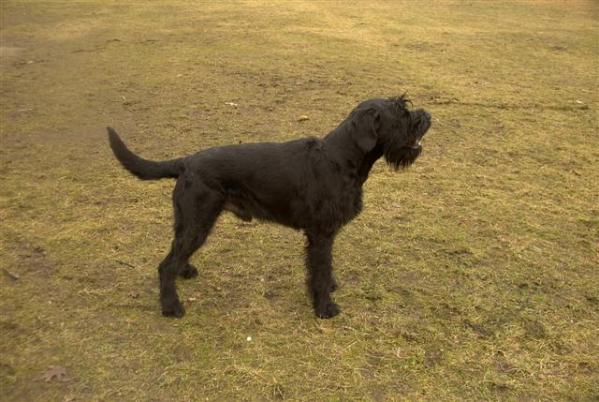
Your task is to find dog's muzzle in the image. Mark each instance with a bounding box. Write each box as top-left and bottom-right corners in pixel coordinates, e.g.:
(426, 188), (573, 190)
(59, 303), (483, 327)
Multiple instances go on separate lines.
(411, 110), (432, 150)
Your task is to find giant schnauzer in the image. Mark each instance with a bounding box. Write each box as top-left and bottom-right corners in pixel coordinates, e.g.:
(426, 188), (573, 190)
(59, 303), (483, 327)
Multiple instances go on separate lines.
(108, 95), (431, 318)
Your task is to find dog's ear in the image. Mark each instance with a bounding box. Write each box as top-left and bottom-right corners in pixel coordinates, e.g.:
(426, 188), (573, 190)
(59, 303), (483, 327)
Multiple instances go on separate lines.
(351, 108), (380, 152)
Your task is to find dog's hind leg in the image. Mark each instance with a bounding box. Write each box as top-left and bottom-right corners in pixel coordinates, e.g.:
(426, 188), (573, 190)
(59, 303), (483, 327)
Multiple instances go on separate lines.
(179, 262), (199, 279)
(159, 178), (223, 318)
(305, 231), (340, 319)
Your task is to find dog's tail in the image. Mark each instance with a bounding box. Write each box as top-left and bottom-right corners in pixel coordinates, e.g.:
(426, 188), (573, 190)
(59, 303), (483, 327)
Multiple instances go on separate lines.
(107, 127), (183, 180)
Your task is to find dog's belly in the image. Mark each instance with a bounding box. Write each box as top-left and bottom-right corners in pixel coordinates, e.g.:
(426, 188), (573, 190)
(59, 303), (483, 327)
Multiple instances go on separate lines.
(223, 183), (363, 231)
(223, 201), (253, 222)
(224, 189), (304, 228)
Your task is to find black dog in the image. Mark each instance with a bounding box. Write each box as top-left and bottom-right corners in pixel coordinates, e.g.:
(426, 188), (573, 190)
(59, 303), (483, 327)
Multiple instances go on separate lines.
(108, 96), (431, 318)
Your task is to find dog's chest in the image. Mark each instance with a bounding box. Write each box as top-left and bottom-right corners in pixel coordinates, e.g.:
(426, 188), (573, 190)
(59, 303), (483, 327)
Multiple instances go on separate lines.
(333, 178), (364, 225)
(308, 170), (364, 228)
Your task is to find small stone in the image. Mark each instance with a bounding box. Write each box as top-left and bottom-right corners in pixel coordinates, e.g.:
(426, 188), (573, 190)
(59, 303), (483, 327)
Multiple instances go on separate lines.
(297, 115), (309, 122)
(246, 336), (252, 342)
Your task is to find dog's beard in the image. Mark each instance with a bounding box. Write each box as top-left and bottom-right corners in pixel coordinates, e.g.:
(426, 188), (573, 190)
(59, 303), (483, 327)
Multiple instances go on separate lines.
(384, 145), (422, 170)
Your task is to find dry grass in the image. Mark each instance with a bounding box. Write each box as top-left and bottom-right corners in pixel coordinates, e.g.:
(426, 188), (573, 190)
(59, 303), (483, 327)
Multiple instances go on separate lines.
(1, 1), (598, 400)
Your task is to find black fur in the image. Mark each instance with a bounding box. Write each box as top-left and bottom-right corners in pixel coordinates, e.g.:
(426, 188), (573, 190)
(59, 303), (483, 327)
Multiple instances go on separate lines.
(108, 96), (431, 318)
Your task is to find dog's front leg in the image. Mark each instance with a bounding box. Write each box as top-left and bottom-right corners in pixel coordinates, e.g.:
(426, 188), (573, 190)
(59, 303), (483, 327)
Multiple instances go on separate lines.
(305, 231), (340, 318)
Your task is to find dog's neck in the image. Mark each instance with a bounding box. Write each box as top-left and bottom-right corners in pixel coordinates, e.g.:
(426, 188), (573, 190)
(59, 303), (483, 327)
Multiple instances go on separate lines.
(357, 145), (384, 184)
(323, 121), (383, 185)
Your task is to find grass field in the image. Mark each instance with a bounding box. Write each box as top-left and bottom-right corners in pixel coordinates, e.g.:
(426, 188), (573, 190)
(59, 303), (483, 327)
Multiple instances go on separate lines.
(1, 1), (598, 400)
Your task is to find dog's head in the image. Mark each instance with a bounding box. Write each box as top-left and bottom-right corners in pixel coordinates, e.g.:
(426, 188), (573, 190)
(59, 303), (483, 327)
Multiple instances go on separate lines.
(349, 95), (431, 169)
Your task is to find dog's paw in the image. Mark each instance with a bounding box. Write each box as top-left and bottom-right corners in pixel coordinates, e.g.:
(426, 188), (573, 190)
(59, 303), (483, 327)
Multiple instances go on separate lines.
(179, 264), (198, 279)
(315, 301), (341, 319)
(161, 299), (186, 318)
